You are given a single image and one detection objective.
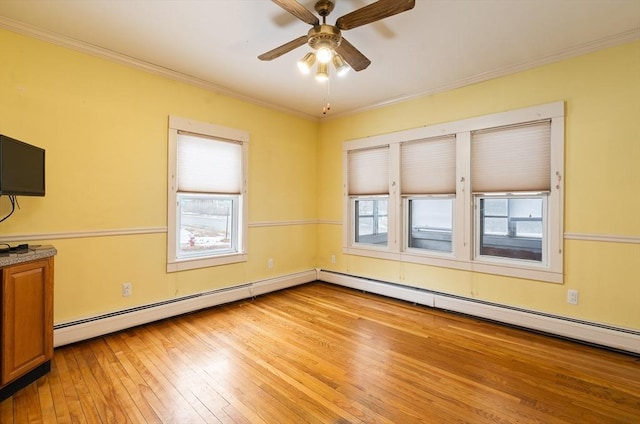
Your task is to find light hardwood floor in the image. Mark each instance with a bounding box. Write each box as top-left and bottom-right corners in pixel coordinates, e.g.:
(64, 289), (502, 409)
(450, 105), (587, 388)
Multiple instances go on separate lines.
(2, 282), (639, 423)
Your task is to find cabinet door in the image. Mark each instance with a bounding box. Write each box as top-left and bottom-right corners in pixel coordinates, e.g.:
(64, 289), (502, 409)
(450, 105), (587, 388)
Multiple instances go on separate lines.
(1, 258), (54, 385)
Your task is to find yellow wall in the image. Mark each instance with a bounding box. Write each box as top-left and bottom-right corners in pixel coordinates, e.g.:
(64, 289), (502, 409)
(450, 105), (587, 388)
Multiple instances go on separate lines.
(1, 28), (638, 331)
(0, 29), (318, 322)
(318, 41), (640, 330)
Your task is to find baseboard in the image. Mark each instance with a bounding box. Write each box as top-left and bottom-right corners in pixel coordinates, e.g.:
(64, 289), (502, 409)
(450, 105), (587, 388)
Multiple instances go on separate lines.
(53, 270), (317, 347)
(318, 271), (436, 307)
(54, 269), (639, 355)
(318, 270), (640, 355)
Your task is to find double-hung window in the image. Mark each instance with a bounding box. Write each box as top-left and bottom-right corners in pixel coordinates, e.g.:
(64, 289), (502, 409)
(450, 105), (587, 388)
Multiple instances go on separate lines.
(472, 121), (551, 264)
(347, 146), (390, 248)
(167, 116), (248, 272)
(343, 102), (564, 283)
(402, 135), (456, 254)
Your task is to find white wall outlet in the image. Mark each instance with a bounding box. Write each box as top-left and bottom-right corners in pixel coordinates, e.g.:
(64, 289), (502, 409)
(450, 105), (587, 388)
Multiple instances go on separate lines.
(268, 258), (274, 269)
(567, 289), (578, 305)
(331, 254), (336, 264)
(122, 282), (132, 297)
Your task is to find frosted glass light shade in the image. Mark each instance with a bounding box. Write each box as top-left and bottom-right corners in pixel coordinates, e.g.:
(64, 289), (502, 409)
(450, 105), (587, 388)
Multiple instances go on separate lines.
(316, 46), (333, 64)
(315, 62), (329, 82)
(297, 52), (316, 74)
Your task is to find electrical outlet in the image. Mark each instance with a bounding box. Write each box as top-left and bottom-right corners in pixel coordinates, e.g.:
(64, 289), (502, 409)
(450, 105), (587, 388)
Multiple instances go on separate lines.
(122, 282), (132, 297)
(567, 289), (578, 305)
(268, 258), (274, 269)
(331, 254), (336, 264)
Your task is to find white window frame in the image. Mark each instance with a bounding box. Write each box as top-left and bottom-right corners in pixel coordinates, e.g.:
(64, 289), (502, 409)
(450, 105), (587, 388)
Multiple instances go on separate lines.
(343, 102), (564, 283)
(167, 116), (249, 272)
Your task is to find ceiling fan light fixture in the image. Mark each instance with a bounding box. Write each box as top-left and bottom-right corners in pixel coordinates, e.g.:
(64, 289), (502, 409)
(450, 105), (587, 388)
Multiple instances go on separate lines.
(297, 52), (316, 74)
(315, 62), (329, 82)
(332, 54), (350, 77)
(316, 45), (333, 64)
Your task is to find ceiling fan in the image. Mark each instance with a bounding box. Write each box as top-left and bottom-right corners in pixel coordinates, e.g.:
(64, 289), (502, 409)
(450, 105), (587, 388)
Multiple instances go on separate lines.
(258, 0), (416, 76)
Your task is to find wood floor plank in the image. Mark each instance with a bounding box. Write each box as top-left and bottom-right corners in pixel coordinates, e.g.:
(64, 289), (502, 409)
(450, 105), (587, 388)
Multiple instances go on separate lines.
(60, 346), (103, 423)
(104, 334), (165, 423)
(35, 375), (58, 423)
(46, 355), (73, 424)
(0, 397), (12, 423)
(118, 330), (209, 423)
(89, 338), (150, 423)
(72, 342), (130, 423)
(1, 282), (638, 423)
(133, 324), (226, 423)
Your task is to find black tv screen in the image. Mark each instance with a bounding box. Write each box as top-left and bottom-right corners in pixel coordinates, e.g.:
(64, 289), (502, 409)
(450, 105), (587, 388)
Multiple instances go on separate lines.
(0, 135), (45, 196)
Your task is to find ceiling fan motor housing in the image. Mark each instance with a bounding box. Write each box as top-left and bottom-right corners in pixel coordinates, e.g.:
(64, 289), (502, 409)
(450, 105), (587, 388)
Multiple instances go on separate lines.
(307, 24), (342, 51)
(314, 0), (335, 17)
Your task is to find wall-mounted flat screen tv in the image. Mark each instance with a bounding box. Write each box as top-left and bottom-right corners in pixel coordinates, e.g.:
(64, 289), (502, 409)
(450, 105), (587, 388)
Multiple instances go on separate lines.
(0, 135), (45, 196)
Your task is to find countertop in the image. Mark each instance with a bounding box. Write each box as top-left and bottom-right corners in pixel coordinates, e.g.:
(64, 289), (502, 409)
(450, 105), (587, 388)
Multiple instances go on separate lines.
(0, 245), (57, 267)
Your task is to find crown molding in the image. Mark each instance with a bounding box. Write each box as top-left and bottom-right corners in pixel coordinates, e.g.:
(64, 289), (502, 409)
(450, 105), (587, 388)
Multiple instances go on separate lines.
(0, 17), (319, 122)
(323, 28), (640, 120)
(1, 17), (637, 122)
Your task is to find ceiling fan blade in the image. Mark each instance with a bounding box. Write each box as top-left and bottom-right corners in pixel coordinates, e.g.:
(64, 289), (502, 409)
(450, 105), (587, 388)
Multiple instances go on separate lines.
(258, 35), (308, 61)
(336, 0), (415, 31)
(335, 37), (371, 71)
(271, 0), (320, 26)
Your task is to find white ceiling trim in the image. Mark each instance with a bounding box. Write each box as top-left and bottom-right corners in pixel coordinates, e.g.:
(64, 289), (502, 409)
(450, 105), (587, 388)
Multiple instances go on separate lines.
(0, 16), (318, 121)
(1, 16), (638, 122)
(327, 28), (640, 120)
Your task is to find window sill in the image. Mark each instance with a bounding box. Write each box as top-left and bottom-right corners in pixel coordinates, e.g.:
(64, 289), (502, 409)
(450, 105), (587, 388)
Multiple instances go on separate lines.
(167, 253), (247, 272)
(343, 246), (563, 284)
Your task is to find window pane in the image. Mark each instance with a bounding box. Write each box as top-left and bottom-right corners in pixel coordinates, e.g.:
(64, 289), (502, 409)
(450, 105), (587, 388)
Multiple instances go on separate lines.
(484, 198), (508, 216)
(358, 217), (374, 236)
(509, 198), (543, 238)
(178, 194), (236, 258)
(408, 198), (453, 253)
(479, 197), (544, 262)
(355, 198), (388, 246)
(484, 217), (508, 235)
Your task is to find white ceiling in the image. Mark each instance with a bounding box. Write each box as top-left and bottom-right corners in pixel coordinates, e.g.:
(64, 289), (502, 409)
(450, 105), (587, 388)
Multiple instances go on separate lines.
(1, 0), (639, 119)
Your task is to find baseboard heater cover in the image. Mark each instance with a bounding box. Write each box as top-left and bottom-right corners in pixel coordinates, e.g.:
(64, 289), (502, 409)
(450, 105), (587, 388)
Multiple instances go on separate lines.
(318, 270), (640, 355)
(54, 270), (317, 347)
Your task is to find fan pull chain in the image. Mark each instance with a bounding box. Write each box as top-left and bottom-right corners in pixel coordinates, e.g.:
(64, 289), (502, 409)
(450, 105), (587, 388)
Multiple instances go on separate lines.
(322, 78), (331, 115)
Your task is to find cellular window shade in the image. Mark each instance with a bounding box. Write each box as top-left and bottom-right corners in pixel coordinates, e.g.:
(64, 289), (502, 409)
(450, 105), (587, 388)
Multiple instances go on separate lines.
(471, 121), (551, 192)
(348, 146), (389, 195)
(177, 133), (242, 194)
(401, 135), (456, 194)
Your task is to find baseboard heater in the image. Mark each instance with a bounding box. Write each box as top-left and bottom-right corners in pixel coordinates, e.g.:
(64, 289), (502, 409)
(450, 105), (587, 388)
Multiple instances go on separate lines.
(53, 270), (317, 347)
(317, 270), (640, 355)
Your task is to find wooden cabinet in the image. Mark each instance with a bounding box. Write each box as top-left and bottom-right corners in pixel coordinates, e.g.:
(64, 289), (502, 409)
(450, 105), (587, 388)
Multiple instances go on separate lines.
(0, 255), (54, 398)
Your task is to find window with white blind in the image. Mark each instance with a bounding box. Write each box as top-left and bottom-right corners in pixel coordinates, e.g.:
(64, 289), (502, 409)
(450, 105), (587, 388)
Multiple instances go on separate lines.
(343, 102), (565, 283)
(472, 121), (550, 264)
(401, 136), (456, 254)
(347, 147), (389, 247)
(167, 116), (248, 272)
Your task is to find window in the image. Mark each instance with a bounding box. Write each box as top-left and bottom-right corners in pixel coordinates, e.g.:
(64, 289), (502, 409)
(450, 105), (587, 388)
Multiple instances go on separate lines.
(354, 198), (388, 245)
(407, 197), (454, 253)
(471, 120), (551, 264)
(477, 196), (545, 262)
(167, 116), (248, 272)
(401, 135), (456, 254)
(347, 147), (390, 248)
(177, 194), (237, 258)
(343, 102), (564, 283)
